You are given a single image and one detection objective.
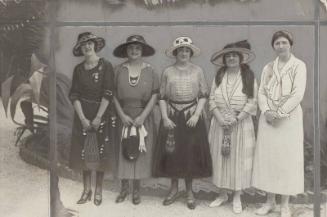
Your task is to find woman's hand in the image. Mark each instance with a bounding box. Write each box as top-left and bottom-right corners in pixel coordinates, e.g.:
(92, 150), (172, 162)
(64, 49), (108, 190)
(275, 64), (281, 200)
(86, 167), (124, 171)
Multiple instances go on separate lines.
(163, 118), (176, 130)
(227, 116), (238, 126)
(264, 110), (278, 125)
(121, 114), (134, 127)
(134, 115), (145, 127)
(81, 118), (91, 130)
(186, 114), (200, 128)
(91, 116), (102, 131)
(215, 116), (230, 128)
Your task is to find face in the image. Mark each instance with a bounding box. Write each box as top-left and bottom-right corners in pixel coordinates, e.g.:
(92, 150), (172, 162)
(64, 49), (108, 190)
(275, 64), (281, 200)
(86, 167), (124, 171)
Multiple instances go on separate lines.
(273, 37), (291, 57)
(126, 43), (143, 60)
(225, 52), (241, 68)
(81, 40), (96, 57)
(176, 46), (192, 63)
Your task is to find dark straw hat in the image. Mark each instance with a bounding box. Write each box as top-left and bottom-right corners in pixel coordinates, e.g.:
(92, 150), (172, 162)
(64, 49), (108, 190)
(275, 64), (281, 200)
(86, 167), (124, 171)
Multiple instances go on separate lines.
(73, 32), (105, 57)
(113, 35), (155, 58)
(211, 40), (255, 66)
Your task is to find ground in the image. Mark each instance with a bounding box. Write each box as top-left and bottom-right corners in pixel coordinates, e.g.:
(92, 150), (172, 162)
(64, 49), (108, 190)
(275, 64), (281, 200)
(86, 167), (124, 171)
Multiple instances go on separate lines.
(0, 101), (315, 217)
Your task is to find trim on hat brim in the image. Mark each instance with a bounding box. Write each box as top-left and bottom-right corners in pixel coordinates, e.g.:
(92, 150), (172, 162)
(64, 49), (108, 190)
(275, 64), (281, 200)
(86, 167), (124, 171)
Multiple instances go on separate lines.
(113, 41), (155, 58)
(73, 37), (105, 57)
(165, 44), (200, 58)
(210, 47), (255, 66)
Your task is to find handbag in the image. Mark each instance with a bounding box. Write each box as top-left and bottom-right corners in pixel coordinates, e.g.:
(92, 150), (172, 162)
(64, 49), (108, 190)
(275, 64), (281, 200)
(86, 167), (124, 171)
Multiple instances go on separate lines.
(165, 129), (176, 153)
(221, 127), (231, 157)
(122, 126), (140, 162)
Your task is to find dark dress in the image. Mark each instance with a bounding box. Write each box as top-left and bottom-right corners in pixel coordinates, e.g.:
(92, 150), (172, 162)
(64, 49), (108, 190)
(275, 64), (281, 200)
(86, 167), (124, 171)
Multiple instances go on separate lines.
(153, 63), (212, 179)
(69, 58), (115, 172)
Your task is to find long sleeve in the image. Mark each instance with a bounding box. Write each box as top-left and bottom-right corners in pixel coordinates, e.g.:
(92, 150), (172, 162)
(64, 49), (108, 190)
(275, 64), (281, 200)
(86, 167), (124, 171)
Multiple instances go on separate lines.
(258, 65), (271, 113)
(277, 61), (307, 115)
(102, 61), (114, 101)
(69, 65), (80, 103)
(208, 79), (218, 112)
(242, 79), (258, 116)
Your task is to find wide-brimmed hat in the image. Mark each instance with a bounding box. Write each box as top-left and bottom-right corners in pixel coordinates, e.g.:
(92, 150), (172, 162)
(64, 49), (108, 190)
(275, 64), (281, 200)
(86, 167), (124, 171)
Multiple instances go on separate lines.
(113, 35), (155, 58)
(166, 36), (200, 58)
(73, 32), (105, 57)
(211, 40), (255, 66)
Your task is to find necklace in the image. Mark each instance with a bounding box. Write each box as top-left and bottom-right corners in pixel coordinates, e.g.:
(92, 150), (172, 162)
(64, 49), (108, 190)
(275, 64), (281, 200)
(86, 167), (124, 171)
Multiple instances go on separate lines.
(127, 63), (143, 86)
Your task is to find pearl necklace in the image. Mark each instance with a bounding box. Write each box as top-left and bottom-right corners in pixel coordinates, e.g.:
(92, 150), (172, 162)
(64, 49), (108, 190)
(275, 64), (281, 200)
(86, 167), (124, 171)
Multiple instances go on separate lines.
(127, 63), (143, 87)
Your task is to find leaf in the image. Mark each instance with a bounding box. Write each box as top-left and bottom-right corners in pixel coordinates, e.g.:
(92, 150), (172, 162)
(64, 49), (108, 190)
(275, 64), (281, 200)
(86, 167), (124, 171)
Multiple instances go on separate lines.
(1, 75), (13, 117)
(10, 82), (32, 124)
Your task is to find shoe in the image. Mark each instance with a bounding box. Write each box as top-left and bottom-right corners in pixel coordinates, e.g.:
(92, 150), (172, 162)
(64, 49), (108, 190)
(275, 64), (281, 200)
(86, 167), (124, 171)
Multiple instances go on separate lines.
(163, 191), (180, 206)
(94, 192), (102, 206)
(233, 200), (243, 214)
(281, 206), (291, 217)
(132, 191), (141, 205)
(255, 202), (276, 215)
(186, 192), (196, 210)
(77, 190), (92, 204)
(209, 194), (228, 208)
(115, 190), (129, 203)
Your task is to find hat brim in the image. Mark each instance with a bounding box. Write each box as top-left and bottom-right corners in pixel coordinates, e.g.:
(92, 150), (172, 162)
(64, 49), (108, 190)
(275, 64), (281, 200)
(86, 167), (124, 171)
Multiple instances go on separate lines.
(211, 47), (255, 66)
(165, 44), (200, 58)
(73, 37), (105, 57)
(113, 41), (155, 58)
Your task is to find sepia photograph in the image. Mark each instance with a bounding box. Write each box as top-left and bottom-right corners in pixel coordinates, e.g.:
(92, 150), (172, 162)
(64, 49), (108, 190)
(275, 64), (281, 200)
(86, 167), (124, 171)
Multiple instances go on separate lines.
(0, 0), (325, 217)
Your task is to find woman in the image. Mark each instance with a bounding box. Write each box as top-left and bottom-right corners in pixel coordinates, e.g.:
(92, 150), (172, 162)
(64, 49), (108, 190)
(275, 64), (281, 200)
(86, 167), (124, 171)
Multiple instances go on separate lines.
(207, 40), (257, 214)
(252, 30), (307, 217)
(69, 32), (115, 206)
(153, 36), (212, 210)
(113, 35), (158, 205)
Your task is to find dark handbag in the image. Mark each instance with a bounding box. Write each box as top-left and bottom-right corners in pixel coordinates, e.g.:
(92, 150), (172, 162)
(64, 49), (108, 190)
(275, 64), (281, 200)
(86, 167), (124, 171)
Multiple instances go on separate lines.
(122, 126), (140, 162)
(221, 127), (232, 157)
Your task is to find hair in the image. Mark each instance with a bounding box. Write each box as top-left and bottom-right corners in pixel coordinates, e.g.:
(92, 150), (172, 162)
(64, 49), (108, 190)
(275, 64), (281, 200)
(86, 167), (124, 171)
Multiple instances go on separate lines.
(173, 46), (194, 57)
(271, 30), (293, 47)
(215, 52), (254, 98)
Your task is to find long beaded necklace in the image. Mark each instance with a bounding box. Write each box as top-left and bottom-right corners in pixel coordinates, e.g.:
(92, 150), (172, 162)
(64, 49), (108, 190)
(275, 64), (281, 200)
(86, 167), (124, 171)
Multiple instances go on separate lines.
(127, 62), (143, 87)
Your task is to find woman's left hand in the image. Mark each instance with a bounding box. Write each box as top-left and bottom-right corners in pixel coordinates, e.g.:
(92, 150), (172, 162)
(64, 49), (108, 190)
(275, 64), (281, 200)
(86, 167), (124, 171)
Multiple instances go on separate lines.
(134, 115), (145, 127)
(91, 116), (102, 130)
(187, 114), (200, 128)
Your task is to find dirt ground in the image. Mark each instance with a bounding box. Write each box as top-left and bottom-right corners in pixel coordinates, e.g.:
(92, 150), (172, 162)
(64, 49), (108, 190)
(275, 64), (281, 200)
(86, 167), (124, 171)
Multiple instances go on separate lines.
(0, 101), (315, 217)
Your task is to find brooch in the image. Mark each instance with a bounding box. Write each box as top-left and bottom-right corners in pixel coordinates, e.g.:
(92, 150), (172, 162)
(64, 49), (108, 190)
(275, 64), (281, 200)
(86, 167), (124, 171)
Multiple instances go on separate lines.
(92, 72), (99, 83)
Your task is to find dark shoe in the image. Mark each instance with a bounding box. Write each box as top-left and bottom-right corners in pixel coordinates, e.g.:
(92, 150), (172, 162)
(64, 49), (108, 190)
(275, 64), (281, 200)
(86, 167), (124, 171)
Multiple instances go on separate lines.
(132, 191), (141, 205)
(116, 190), (129, 203)
(163, 192), (180, 206)
(94, 192), (102, 206)
(187, 198), (196, 210)
(77, 190), (92, 204)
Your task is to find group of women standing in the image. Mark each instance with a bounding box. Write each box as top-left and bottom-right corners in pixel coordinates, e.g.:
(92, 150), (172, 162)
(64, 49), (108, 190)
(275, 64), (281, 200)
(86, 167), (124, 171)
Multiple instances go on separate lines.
(68, 30), (307, 217)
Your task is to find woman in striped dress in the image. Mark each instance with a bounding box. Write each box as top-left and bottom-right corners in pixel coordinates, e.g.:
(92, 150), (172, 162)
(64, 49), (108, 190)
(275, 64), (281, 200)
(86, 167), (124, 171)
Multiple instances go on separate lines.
(208, 40), (257, 214)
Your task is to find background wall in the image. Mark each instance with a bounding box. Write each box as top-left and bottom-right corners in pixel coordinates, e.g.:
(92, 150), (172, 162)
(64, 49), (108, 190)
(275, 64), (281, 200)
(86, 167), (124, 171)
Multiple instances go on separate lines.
(55, 25), (315, 144)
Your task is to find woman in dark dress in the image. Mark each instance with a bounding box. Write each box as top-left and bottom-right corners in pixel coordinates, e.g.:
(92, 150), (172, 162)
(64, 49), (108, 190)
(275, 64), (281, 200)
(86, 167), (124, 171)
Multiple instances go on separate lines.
(113, 35), (158, 205)
(152, 36), (212, 210)
(69, 32), (115, 206)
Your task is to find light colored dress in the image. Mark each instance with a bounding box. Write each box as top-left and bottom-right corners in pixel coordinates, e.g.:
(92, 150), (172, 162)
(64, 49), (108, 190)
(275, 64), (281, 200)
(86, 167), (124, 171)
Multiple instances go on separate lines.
(115, 62), (159, 179)
(252, 54), (307, 195)
(208, 70), (258, 191)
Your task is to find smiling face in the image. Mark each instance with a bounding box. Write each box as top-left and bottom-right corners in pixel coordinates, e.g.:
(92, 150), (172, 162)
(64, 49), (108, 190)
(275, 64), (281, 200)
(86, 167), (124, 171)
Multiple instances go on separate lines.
(224, 52), (241, 68)
(126, 43), (143, 61)
(81, 40), (96, 57)
(273, 36), (291, 58)
(175, 46), (192, 63)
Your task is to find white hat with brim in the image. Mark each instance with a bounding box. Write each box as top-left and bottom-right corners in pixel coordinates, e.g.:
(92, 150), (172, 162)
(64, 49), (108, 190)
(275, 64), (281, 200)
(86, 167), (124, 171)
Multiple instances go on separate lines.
(211, 40), (255, 66)
(166, 36), (200, 58)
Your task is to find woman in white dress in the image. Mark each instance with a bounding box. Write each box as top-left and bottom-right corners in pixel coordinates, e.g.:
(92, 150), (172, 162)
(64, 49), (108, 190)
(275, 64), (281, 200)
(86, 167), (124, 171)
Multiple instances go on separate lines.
(208, 40), (257, 214)
(252, 30), (307, 217)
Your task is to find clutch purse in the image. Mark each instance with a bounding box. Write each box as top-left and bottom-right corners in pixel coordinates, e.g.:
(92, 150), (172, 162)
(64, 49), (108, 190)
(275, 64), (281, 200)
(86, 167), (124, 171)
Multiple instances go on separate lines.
(122, 126), (140, 162)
